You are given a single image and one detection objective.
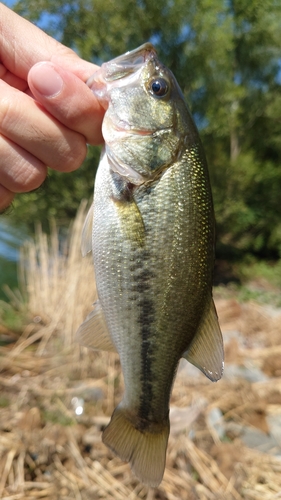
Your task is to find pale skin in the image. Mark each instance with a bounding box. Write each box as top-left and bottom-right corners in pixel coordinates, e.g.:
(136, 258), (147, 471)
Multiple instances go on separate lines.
(0, 3), (104, 211)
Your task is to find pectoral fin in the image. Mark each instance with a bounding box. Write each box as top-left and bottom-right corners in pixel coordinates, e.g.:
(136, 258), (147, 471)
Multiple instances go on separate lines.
(81, 203), (93, 257)
(76, 300), (117, 352)
(113, 197), (145, 247)
(183, 298), (224, 382)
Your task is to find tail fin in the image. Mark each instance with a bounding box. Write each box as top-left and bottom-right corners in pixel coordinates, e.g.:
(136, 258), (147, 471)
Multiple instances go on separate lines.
(102, 405), (169, 487)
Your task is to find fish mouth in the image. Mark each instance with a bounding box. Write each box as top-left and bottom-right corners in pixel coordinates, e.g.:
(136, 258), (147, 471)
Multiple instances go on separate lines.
(104, 114), (174, 139)
(87, 43), (157, 106)
(88, 43), (156, 84)
(108, 118), (157, 137)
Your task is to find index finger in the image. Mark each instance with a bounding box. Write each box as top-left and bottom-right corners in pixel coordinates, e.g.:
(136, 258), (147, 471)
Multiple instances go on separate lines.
(28, 62), (104, 144)
(0, 4), (98, 82)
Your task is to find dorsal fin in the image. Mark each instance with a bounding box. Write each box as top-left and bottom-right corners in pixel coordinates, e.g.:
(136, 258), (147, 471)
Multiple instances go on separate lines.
(183, 298), (224, 381)
(81, 203), (93, 257)
(76, 300), (117, 352)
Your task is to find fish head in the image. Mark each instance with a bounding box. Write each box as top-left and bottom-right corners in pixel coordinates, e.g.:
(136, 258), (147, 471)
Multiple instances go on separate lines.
(87, 43), (189, 185)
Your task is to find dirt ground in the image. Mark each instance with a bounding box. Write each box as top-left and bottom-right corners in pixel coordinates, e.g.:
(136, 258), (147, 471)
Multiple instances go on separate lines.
(1, 295), (281, 500)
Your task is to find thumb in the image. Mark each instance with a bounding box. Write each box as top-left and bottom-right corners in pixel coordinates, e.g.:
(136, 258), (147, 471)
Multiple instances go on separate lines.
(28, 61), (104, 145)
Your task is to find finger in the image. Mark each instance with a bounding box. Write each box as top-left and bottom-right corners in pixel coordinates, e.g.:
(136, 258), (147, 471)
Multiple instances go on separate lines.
(0, 80), (87, 172)
(0, 63), (27, 92)
(28, 62), (104, 145)
(0, 135), (47, 193)
(0, 4), (99, 82)
(0, 184), (14, 211)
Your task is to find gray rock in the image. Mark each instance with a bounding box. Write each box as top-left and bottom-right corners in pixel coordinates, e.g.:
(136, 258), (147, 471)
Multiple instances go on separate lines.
(207, 407), (225, 439)
(223, 363), (268, 383)
(170, 399), (208, 436)
(241, 426), (280, 454)
(225, 420), (281, 456)
(267, 414), (281, 451)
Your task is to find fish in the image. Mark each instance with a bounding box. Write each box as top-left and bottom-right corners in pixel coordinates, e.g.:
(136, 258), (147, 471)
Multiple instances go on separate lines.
(77, 43), (223, 487)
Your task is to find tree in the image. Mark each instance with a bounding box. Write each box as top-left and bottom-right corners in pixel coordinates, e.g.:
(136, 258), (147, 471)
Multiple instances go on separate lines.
(12, 0), (281, 258)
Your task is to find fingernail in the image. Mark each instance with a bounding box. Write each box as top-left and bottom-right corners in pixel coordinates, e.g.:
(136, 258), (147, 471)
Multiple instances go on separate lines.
(29, 62), (64, 97)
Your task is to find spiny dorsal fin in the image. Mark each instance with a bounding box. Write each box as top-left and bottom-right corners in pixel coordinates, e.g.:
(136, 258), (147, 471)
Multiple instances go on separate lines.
(183, 298), (224, 381)
(81, 203), (93, 257)
(76, 300), (117, 352)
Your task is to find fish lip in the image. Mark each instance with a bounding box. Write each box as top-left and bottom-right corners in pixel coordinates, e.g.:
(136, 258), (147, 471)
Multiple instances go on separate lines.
(88, 43), (156, 85)
(103, 43), (156, 82)
(87, 69), (143, 109)
(106, 116), (173, 138)
(109, 118), (156, 137)
(87, 43), (158, 106)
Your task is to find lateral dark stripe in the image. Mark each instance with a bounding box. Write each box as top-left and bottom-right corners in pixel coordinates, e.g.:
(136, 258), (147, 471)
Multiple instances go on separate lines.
(136, 264), (155, 428)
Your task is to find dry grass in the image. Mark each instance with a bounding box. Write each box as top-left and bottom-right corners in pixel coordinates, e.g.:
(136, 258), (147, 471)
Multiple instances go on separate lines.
(19, 200), (96, 351)
(1, 204), (281, 499)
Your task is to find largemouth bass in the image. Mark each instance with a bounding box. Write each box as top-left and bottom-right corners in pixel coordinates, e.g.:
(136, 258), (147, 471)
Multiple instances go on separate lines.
(77, 43), (223, 487)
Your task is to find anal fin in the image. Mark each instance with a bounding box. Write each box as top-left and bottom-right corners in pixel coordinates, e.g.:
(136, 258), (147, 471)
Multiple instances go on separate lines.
(76, 300), (116, 352)
(183, 298), (224, 381)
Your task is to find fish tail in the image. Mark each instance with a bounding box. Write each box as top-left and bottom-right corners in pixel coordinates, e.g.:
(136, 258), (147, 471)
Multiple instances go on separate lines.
(102, 404), (169, 487)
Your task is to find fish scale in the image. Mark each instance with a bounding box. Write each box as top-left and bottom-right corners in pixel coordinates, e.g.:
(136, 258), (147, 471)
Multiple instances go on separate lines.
(77, 43), (223, 487)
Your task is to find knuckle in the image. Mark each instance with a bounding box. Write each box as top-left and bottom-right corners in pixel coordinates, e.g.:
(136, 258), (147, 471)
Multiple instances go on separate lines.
(56, 135), (87, 172)
(9, 162), (47, 193)
(0, 95), (14, 130)
(0, 133), (47, 193)
(18, 166), (47, 192)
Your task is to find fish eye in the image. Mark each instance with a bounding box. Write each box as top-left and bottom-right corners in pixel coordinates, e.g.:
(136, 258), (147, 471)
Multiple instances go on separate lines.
(149, 78), (169, 98)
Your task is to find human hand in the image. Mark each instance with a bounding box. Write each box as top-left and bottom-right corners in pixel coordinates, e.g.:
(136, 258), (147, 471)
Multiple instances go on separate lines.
(0, 3), (104, 210)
